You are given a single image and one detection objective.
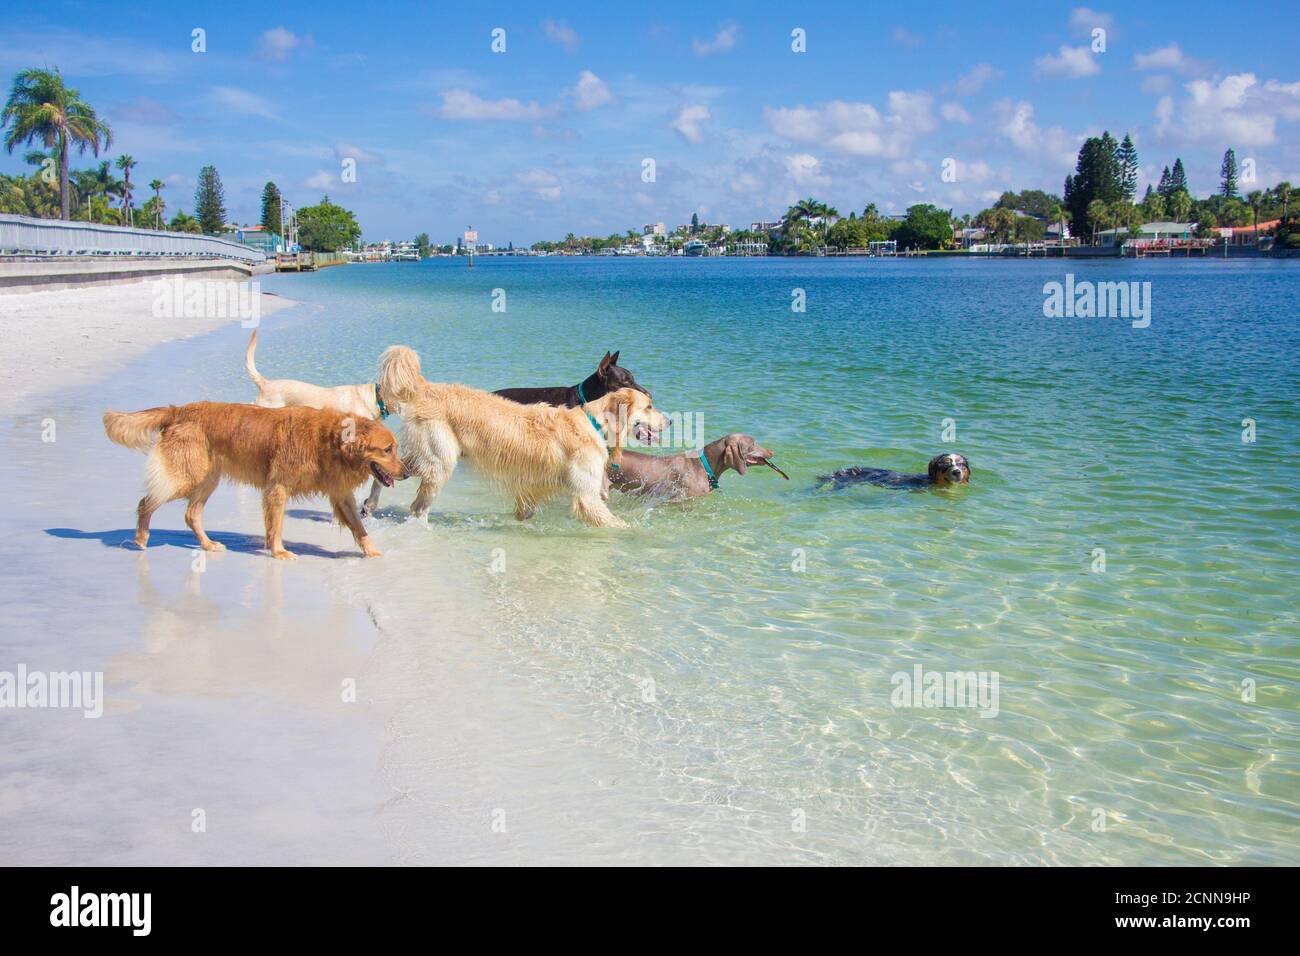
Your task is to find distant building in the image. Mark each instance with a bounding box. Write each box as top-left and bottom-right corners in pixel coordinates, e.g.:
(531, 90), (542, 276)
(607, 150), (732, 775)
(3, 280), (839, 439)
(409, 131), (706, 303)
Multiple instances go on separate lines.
(1217, 219), (1279, 244)
(750, 220), (783, 233)
(223, 224), (283, 253)
(643, 222), (666, 236)
(1097, 221), (1195, 247)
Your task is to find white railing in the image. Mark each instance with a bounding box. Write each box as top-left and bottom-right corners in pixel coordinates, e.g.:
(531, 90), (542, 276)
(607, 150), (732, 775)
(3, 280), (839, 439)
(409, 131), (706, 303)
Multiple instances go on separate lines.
(0, 214), (267, 263)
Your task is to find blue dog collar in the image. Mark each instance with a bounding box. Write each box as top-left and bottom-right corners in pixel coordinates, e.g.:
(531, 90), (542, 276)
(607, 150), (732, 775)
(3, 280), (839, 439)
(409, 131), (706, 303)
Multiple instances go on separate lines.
(699, 449), (718, 490)
(375, 384), (389, 419)
(580, 388), (619, 470)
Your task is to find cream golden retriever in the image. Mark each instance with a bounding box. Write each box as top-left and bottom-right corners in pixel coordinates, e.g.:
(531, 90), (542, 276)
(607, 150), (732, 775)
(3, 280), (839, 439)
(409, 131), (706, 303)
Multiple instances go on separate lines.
(246, 329), (393, 420)
(103, 402), (406, 560)
(367, 345), (667, 528)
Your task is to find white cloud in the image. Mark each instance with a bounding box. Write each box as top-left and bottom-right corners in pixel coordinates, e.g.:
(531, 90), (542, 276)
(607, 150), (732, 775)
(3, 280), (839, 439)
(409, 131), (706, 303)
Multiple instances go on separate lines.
(435, 89), (550, 121)
(785, 154), (830, 188)
(571, 71), (614, 111)
(730, 170), (762, 194)
(958, 160), (997, 183)
(112, 96), (177, 125)
(516, 168), (561, 201)
(542, 19), (580, 54)
(671, 104), (711, 143)
(257, 27), (312, 62)
(304, 170), (336, 190)
(1134, 43), (1185, 71)
(1155, 73), (1296, 146)
(333, 142), (383, 165)
(210, 86), (278, 119)
(1069, 7), (1113, 34)
(693, 23), (739, 56)
(995, 99), (1080, 168)
(891, 27), (923, 50)
(948, 63), (1001, 96)
(1035, 45), (1100, 79)
(941, 102), (973, 124)
(764, 92), (936, 159)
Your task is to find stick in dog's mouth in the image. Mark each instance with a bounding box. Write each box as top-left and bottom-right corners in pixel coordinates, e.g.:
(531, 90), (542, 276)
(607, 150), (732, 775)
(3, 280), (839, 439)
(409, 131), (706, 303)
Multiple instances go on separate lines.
(633, 423), (661, 445)
(369, 462), (395, 487)
(759, 459), (790, 480)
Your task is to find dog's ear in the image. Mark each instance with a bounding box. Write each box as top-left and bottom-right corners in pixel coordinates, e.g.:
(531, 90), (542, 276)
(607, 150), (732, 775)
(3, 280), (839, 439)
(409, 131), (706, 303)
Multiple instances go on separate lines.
(339, 419), (368, 467)
(927, 455), (944, 482)
(723, 435), (748, 475)
(610, 350), (620, 366)
(605, 390), (631, 467)
(597, 351), (613, 374)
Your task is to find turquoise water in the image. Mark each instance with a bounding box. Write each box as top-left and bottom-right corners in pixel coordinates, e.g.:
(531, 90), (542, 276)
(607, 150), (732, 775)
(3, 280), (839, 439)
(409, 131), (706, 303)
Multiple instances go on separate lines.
(243, 256), (1297, 864)
(19, 257), (1287, 864)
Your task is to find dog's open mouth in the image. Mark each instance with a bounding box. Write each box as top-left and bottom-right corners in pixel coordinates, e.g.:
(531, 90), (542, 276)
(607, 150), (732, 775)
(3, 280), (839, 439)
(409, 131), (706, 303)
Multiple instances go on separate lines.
(633, 423), (660, 445)
(750, 456), (790, 479)
(369, 461), (395, 487)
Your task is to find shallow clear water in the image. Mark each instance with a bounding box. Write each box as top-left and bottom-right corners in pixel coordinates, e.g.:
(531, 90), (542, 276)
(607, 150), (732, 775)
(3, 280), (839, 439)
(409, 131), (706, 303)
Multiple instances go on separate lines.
(238, 256), (1297, 865)
(11, 257), (1291, 865)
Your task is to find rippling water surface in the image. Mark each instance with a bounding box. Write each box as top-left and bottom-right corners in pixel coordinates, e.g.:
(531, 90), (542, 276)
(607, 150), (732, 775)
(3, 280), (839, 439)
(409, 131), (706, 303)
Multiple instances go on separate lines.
(262, 257), (1298, 864)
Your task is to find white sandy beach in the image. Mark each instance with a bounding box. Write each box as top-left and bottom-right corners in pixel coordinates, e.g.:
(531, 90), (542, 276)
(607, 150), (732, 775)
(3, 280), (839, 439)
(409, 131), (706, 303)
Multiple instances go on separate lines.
(0, 279), (295, 415)
(0, 277), (716, 866)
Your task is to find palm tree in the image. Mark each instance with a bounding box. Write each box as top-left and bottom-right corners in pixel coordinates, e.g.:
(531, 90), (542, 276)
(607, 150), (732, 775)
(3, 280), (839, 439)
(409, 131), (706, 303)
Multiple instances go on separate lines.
(1275, 182), (1292, 224)
(149, 178), (164, 229)
(1169, 189), (1193, 224)
(1, 67), (113, 220)
(1245, 190), (1263, 240)
(168, 209), (201, 233)
(1087, 199), (1109, 245)
(115, 154), (136, 225)
(1048, 203), (1071, 244)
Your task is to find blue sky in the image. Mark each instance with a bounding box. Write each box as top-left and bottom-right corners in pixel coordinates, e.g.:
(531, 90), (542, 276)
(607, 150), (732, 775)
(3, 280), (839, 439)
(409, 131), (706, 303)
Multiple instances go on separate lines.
(3, 1), (1296, 244)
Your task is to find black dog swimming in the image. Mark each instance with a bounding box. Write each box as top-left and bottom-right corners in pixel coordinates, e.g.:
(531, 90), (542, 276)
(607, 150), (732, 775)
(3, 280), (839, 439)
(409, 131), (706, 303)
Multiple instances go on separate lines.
(820, 453), (971, 489)
(494, 351), (648, 408)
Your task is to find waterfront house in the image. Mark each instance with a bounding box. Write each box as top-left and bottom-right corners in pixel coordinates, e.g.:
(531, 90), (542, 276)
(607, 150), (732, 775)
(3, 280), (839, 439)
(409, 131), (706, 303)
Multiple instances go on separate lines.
(1218, 219), (1279, 245)
(1097, 221), (1195, 247)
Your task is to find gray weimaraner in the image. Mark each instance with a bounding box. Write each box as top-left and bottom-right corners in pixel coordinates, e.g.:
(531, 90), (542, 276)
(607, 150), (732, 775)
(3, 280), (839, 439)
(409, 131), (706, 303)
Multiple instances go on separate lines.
(609, 433), (788, 499)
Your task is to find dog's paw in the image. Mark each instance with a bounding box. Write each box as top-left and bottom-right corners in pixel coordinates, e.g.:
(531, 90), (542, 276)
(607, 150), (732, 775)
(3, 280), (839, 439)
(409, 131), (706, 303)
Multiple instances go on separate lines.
(202, 541), (226, 552)
(358, 506), (371, 518)
(270, 549), (297, 561)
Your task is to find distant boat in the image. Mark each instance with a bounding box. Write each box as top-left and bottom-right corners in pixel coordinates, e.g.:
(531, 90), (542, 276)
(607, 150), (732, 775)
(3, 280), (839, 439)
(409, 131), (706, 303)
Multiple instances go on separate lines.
(684, 239), (707, 257)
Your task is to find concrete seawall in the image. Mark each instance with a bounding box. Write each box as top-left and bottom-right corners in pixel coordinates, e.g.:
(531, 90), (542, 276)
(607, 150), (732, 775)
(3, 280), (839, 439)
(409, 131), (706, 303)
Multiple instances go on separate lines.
(0, 256), (270, 293)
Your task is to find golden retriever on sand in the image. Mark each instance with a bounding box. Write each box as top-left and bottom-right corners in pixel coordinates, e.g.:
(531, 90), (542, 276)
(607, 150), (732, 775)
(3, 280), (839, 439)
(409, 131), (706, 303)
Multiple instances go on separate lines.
(103, 402), (407, 560)
(370, 345), (668, 528)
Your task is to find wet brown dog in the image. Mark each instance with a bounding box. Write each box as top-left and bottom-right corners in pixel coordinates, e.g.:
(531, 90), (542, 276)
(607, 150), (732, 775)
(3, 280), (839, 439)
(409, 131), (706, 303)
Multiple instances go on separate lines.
(103, 402), (406, 560)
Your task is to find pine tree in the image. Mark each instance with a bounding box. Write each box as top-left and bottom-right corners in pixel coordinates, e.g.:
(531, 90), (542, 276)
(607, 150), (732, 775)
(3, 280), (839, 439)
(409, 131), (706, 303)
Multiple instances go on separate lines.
(194, 165), (227, 235)
(1117, 134), (1139, 202)
(1170, 158), (1188, 195)
(1157, 166), (1172, 199)
(1066, 132), (1123, 241)
(259, 182), (282, 234)
(1220, 148), (1238, 198)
